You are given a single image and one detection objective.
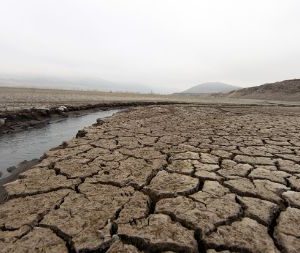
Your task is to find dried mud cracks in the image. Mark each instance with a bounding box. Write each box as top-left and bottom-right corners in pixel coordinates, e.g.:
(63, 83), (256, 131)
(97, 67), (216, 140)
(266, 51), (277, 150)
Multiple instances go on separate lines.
(1, 105), (300, 253)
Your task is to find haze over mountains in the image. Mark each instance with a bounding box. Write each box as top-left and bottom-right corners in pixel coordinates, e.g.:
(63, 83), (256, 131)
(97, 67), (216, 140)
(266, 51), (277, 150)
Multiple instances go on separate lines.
(0, 75), (242, 95)
(1, 74), (299, 101)
(181, 82), (240, 94)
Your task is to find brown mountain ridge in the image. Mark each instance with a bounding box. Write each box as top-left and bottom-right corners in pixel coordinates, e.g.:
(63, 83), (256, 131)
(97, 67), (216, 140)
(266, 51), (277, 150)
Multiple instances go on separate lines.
(227, 79), (300, 101)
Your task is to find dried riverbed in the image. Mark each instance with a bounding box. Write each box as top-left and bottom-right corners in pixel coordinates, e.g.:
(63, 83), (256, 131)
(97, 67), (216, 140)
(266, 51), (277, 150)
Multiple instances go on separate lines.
(1, 104), (300, 252)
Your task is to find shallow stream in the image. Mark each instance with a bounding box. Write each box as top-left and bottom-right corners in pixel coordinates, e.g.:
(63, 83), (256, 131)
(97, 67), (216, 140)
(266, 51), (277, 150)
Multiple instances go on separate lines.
(0, 109), (119, 178)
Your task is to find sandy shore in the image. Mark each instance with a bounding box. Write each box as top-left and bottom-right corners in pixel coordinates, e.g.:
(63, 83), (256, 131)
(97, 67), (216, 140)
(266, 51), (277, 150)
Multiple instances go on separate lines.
(0, 104), (300, 252)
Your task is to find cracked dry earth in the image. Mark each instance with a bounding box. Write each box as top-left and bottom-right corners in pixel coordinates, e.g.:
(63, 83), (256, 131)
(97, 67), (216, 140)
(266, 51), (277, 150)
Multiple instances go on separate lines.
(1, 105), (300, 253)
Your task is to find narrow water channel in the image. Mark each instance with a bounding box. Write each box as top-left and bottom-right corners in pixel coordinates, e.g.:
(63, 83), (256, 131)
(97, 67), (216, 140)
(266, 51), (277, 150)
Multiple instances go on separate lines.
(0, 109), (119, 178)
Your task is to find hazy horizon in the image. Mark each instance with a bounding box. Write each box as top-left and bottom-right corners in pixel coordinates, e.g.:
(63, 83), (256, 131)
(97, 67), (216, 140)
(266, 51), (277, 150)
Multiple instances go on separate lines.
(1, 0), (299, 93)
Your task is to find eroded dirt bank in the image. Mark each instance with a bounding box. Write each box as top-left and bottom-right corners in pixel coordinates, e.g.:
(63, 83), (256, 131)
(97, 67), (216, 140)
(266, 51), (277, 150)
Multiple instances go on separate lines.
(1, 105), (300, 253)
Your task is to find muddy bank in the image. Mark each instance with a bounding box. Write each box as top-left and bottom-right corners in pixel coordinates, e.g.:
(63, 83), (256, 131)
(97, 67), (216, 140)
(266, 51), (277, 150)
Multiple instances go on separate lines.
(0, 159), (39, 201)
(0, 101), (182, 135)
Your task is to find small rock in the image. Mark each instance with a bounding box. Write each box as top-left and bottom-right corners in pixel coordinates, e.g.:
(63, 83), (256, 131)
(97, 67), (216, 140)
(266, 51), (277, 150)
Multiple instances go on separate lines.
(57, 105), (67, 112)
(0, 118), (7, 126)
(76, 129), (87, 138)
(96, 118), (105, 124)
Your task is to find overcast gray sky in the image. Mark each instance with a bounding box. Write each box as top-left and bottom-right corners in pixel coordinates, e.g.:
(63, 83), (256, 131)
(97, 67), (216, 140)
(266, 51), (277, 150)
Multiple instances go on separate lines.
(0, 0), (299, 93)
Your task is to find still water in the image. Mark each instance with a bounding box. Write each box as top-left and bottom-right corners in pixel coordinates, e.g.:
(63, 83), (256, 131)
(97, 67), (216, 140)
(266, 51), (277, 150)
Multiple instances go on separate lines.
(0, 109), (119, 178)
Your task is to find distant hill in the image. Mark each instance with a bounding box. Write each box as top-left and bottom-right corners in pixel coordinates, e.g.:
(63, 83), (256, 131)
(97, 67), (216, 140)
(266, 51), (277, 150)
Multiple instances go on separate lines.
(181, 82), (240, 94)
(227, 79), (300, 101)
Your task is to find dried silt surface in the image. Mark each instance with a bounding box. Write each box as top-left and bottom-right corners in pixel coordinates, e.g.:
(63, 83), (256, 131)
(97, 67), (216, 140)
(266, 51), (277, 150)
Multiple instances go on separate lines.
(1, 104), (300, 253)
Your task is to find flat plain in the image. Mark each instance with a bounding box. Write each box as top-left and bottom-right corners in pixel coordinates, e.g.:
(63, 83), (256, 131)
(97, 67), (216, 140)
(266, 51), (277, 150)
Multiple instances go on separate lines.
(3, 86), (299, 113)
(1, 103), (300, 252)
